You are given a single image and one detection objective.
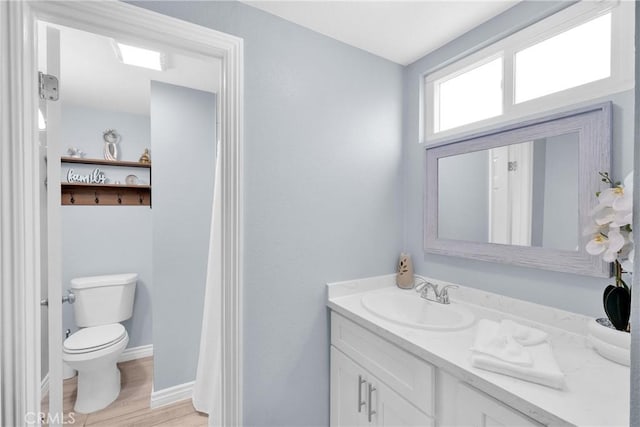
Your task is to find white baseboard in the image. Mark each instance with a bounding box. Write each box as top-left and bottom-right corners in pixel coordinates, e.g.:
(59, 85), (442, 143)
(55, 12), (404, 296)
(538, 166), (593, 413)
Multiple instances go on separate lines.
(41, 373), (49, 397)
(150, 381), (195, 409)
(119, 344), (153, 363)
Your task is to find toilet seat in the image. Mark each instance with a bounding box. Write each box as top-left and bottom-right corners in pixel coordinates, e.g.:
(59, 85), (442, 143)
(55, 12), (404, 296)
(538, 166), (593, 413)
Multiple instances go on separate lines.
(64, 324), (127, 354)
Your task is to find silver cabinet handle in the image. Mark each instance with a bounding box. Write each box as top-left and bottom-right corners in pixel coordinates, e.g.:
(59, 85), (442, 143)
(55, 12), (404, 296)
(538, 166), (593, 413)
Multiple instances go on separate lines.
(367, 383), (377, 422)
(357, 375), (367, 413)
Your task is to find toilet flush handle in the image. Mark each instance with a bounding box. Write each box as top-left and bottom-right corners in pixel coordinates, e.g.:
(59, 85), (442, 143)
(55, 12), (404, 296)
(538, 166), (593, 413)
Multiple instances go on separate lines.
(61, 290), (76, 304)
(40, 290), (75, 307)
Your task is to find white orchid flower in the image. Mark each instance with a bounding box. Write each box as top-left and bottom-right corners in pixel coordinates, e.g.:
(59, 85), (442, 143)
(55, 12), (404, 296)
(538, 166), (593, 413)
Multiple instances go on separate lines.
(613, 171), (634, 213)
(611, 210), (632, 228)
(586, 227), (625, 262)
(586, 170), (634, 273)
(621, 232), (634, 273)
(583, 222), (607, 237)
(604, 228), (626, 262)
(590, 201), (610, 215)
(598, 172), (633, 213)
(593, 206), (616, 226)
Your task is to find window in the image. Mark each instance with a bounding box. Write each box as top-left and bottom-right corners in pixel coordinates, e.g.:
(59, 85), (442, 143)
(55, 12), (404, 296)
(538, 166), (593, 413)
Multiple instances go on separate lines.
(514, 13), (612, 103)
(436, 57), (503, 132)
(423, 1), (633, 144)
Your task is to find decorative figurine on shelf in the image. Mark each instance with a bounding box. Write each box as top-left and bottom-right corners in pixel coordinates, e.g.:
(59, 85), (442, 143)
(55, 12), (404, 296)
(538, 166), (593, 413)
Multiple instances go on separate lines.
(67, 147), (86, 158)
(103, 129), (120, 161)
(139, 148), (151, 164)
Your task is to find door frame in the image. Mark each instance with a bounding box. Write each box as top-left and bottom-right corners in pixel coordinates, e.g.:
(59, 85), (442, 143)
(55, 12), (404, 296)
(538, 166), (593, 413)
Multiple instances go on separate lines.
(2, 1), (244, 426)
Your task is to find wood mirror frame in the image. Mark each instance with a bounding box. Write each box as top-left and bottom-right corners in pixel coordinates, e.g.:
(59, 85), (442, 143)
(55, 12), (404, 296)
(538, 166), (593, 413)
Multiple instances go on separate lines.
(424, 102), (612, 278)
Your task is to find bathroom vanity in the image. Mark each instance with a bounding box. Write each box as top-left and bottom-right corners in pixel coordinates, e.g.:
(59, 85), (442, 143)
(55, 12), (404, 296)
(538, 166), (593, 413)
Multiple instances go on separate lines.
(327, 275), (629, 427)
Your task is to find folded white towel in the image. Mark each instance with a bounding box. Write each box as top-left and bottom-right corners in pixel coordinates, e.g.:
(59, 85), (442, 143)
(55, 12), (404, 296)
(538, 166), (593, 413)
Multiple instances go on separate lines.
(500, 319), (548, 346)
(471, 319), (533, 366)
(470, 319), (565, 390)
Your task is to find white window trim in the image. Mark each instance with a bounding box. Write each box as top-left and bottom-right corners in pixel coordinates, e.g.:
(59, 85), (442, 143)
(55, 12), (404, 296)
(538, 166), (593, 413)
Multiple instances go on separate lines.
(421, 0), (634, 145)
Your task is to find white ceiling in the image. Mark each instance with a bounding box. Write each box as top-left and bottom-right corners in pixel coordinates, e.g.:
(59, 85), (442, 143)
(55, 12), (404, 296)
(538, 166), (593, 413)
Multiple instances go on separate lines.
(242, 1), (519, 65)
(58, 25), (220, 116)
(55, 1), (518, 112)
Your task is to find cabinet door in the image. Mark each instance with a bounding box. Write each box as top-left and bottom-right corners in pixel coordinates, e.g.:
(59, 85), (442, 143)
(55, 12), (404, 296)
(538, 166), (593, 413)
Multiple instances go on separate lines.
(374, 380), (435, 427)
(331, 346), (434, 427)
(455, 384), (543, 427)
(331, 347), (368, 427)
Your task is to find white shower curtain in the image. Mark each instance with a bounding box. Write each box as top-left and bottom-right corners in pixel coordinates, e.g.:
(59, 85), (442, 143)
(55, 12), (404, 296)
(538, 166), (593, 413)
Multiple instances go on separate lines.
(192, 142), (222, 423)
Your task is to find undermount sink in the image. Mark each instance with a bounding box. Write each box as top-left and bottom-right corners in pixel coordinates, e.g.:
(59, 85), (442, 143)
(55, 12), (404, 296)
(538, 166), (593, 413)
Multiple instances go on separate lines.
(361, 290), (475, 331)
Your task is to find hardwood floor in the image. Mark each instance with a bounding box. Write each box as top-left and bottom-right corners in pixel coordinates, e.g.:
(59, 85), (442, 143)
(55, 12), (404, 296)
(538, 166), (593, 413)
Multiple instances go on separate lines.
(42, 357), (207, 426)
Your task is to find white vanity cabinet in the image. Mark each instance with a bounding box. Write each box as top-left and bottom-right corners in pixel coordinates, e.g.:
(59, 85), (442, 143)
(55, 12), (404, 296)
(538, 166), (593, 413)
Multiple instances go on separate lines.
(330, 312), (544, 427)
(330, 313), (435, 426)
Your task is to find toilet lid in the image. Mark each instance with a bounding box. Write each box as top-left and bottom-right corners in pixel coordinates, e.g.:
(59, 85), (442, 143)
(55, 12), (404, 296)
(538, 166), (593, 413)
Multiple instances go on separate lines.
(64, 324), (127, 354)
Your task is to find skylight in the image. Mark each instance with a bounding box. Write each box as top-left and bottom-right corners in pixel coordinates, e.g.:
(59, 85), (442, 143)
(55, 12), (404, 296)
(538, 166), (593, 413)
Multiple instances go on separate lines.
(114, 42), (165, 71)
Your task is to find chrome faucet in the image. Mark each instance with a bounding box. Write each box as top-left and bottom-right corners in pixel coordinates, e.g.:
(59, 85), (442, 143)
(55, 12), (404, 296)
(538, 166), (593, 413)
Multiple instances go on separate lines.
(415, 280), (458, 304)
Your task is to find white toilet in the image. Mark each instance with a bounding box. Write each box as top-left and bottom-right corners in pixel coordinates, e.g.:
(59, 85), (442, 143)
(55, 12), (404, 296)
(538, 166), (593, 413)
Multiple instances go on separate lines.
(62, 273), (137, 414)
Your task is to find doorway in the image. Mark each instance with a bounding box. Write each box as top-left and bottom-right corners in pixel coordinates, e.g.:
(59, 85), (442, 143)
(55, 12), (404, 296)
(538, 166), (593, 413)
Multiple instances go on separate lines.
(2, 2), (243, 426)
(39, 21), (220, 425)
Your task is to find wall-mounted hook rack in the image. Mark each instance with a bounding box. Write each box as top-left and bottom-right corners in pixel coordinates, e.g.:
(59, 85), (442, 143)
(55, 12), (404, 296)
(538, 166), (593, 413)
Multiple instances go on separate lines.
(60, 157), (152, 207)
(61, 183), (151, 206)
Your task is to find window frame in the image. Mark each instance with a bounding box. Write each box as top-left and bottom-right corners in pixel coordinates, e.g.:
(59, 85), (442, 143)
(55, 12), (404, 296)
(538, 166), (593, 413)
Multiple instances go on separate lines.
(421, 0), (634, 145)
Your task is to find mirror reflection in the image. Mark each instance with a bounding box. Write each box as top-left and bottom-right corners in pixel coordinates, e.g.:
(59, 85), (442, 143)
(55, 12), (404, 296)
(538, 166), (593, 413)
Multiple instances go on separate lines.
(437, 132), (579, 251)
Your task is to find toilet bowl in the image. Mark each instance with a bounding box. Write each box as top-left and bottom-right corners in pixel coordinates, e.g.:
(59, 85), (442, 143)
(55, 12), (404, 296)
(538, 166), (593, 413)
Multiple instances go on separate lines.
(63, 273), (137, 414)
(63, 324), (129, 413)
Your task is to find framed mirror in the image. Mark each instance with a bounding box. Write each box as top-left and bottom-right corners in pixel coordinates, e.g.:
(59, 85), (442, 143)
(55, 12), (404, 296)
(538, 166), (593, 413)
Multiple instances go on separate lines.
(424, 102), (611, 278)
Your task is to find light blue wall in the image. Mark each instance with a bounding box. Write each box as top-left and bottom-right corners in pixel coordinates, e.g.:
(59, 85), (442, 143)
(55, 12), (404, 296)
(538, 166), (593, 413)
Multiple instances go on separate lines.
(62, 104), (150, 161)
(60, 104), (152, 349)
(150, 82), (216, 390)
(132, 2), (404, 425)
(404, 2), (635, 318)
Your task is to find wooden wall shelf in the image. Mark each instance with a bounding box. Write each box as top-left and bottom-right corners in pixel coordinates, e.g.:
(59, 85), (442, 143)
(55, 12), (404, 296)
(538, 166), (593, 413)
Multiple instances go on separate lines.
(61, 157), (152, 206)
(61, 156), (151, 168)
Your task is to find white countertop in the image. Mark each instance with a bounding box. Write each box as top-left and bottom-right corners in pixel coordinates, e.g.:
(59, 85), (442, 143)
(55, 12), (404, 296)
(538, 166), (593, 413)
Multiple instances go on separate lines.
(327, 275), (630, 427)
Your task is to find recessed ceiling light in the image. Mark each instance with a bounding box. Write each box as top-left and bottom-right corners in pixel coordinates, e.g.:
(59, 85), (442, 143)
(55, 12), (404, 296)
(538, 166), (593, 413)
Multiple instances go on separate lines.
(114, 42), (165, 71)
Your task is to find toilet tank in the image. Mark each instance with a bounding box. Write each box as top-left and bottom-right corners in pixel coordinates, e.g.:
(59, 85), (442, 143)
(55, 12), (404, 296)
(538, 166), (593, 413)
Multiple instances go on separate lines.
(70, 273), (137, 327)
